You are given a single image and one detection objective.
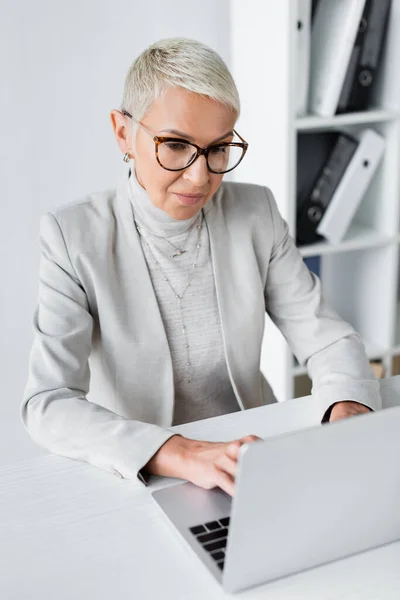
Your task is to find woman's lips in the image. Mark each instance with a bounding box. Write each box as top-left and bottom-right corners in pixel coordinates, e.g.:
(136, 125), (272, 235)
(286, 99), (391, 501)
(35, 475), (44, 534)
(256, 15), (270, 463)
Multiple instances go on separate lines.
(174, 193), (204, 206)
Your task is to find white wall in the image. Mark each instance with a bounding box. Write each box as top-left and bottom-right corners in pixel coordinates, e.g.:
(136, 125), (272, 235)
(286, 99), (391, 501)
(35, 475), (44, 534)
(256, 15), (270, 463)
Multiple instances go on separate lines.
(0, 0), (231, 465)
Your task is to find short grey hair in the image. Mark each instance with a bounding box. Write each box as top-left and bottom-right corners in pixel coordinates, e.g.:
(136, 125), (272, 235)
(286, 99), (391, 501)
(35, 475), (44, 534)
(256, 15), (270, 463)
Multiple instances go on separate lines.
(121, 38), (240, 137)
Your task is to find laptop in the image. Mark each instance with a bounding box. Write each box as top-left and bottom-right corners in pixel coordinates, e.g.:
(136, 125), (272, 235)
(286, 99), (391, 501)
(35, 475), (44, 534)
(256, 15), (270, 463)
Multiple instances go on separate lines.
(152, 405), (400, 593)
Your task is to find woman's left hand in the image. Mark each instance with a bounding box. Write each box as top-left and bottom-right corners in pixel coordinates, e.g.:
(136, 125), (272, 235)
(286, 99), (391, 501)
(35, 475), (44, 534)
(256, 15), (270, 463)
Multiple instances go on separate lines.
(329, 400), (371, 423)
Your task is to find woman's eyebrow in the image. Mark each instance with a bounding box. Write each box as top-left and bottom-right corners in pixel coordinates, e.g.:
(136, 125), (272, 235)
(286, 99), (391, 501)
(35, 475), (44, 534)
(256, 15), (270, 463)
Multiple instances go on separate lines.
(159, 129), (234, 143)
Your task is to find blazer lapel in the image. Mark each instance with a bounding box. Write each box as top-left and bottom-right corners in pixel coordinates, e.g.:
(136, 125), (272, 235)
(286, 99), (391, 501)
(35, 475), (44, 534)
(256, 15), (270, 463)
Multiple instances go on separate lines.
(115, 172), (175, 426)
(204, 192), (266, 410)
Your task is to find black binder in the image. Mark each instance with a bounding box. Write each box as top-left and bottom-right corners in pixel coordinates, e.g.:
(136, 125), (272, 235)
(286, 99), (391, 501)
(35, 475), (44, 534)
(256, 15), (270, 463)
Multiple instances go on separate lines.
(337, 0), (391, 114)
(296, 132), (358, 246)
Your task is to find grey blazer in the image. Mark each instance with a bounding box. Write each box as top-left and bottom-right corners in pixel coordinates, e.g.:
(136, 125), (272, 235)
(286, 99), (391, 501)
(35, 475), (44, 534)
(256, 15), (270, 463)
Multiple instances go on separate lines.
(21, 171), (381, 482)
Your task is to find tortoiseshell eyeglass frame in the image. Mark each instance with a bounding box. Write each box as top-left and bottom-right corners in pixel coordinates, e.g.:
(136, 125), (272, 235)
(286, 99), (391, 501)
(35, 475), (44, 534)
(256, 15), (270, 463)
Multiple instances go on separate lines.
(122, 109), (248, 174)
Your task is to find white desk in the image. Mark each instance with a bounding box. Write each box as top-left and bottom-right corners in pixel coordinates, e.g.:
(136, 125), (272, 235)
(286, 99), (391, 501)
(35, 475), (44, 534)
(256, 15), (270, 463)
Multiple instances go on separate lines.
(2, 376), (400, 599)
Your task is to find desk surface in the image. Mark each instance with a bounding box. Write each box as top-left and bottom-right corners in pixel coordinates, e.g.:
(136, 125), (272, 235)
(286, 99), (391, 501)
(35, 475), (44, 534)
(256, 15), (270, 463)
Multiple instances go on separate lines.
(2, 377), (400, 599)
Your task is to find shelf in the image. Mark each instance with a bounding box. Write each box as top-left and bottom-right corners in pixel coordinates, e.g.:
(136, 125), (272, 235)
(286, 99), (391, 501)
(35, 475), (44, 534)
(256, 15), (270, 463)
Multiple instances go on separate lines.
(296, 109), (400, 131)
(292, 340), (387, 378)
(298, 224), (396, 258)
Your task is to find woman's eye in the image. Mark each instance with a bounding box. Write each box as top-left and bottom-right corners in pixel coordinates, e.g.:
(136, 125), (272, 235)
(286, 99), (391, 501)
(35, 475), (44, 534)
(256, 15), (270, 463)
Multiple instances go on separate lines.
(164, 142), (189, 151)
(210, 145), (227, 154)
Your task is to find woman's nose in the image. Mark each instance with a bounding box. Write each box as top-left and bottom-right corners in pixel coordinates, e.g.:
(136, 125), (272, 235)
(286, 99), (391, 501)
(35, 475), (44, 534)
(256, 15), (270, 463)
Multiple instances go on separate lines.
(183, 154), (209, 187)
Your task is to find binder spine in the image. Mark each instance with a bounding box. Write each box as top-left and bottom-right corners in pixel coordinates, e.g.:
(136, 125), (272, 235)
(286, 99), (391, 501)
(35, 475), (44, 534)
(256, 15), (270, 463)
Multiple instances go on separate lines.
(339, 0), (392, 112)
(296, 134), (358, 245)
(316, 129), (385, 244)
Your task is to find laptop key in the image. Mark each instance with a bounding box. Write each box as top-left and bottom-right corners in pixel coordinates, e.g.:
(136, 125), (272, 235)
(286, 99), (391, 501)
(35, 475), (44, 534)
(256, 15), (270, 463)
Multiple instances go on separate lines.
(219, 517), (230, 527)
(197, 528), (228, 544)
(211, 551), (225, 561)
(189, 525), (207, 535)
(203, 538), (227, 552)
(204, 520), (221, 531)
(217, 560), (225, 570)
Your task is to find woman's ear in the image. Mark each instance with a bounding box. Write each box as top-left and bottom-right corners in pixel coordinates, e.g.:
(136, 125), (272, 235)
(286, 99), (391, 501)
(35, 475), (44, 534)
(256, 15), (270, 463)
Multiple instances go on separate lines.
(110, 110), (134, 158)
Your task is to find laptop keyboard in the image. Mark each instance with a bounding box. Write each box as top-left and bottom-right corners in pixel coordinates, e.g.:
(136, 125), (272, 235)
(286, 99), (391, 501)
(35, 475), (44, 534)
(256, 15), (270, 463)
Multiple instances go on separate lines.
(189, 517), (230, 571)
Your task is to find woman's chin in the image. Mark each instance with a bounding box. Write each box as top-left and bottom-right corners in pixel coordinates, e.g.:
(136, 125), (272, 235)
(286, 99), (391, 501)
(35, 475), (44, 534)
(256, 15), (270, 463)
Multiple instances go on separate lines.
(165, 197), (204, 220)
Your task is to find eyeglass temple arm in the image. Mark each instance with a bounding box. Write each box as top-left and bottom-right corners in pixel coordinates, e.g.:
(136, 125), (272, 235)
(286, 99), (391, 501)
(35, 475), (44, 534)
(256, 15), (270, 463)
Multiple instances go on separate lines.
(122, 110), (156, 138)
(233, 129), (248, 146)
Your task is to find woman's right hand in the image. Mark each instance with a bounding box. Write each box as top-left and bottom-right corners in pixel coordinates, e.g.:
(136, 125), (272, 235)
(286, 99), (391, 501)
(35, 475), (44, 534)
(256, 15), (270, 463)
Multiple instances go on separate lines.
(144, 434), (261, 496)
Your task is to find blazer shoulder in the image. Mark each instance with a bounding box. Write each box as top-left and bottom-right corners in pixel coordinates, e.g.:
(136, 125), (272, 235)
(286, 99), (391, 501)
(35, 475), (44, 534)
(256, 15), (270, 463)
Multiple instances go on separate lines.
(51, 185), (117, 225)
(42, 185), (118, 251)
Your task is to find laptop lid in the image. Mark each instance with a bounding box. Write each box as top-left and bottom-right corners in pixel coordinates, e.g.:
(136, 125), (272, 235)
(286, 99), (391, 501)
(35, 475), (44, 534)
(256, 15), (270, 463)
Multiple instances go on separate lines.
(223, 405), (400, 593)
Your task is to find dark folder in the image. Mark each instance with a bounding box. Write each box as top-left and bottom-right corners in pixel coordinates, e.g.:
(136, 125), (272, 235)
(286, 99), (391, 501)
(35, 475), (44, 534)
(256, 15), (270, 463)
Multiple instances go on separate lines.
(296, 132), (358, 246)
(337, 0), (391, 113)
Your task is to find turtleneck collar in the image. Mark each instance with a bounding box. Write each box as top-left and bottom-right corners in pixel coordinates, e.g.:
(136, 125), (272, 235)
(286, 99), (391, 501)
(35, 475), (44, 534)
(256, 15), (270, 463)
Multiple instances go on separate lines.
(127, 161), (201, 237)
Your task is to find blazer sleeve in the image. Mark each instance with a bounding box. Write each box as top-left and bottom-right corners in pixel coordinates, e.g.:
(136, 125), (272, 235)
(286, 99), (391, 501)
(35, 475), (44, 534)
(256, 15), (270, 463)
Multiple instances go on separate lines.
(21, 213), (176, 483)
(263, 188), (382, 420)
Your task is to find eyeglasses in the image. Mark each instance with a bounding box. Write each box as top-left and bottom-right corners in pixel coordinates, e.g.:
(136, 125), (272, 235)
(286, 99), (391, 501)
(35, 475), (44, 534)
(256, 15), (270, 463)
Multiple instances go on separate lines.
(122, 110), (248, 174)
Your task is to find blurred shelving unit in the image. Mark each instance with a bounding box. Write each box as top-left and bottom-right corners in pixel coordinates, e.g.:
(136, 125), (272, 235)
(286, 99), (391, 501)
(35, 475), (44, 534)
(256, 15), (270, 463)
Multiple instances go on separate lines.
(231, 0), (400, 400)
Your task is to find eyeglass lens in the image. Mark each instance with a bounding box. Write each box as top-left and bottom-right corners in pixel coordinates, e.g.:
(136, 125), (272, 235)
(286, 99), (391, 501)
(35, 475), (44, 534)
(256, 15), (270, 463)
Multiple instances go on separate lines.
(157, 140), (244, 173)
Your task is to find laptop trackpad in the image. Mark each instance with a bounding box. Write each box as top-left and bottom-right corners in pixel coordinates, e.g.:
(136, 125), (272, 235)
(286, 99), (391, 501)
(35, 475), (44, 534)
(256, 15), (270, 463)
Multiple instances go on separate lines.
(152, 481), (232, 528)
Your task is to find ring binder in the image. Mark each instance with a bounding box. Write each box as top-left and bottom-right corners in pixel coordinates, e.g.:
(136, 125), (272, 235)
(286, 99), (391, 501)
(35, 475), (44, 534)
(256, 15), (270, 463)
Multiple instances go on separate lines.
(337, 0), (392, 113)
(296, 132), (358, 246)
(316, 128), (385, 245)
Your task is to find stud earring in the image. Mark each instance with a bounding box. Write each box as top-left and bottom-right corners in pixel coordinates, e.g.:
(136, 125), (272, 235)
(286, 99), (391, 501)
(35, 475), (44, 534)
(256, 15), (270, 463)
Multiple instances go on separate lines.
(123, 152), (131, 163)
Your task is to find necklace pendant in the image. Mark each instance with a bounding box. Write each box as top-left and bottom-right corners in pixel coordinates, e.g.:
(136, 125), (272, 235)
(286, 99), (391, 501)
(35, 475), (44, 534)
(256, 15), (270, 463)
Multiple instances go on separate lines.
(172, 249), (187, 258)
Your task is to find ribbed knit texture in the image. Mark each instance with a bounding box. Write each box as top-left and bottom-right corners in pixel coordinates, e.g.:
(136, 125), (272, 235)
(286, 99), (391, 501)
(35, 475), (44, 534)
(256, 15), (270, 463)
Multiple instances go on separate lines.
(127, 166), (240, 425)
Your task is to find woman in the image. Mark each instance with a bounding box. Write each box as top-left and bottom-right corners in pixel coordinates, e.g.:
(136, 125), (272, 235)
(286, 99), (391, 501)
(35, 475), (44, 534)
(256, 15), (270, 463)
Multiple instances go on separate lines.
(22, 38), (380, 497)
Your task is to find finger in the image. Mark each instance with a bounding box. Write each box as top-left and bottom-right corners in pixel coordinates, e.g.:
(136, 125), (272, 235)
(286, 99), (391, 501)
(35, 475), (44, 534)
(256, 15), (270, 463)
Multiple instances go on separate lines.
(225, 440), (243, 460)
(239, 434), (262, 443)
(214, 467), (235, 497)
(215, 452), (238, 478)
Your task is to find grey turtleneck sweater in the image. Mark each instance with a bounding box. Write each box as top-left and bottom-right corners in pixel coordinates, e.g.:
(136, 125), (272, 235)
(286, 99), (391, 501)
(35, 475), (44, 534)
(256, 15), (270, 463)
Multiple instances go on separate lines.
(127, 167), (240, 425)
